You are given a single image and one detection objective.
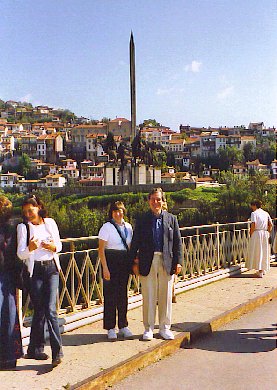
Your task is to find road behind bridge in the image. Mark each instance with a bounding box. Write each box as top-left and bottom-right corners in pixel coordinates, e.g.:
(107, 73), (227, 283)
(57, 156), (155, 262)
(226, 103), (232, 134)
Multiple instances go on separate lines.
(114, 298), (277, 390)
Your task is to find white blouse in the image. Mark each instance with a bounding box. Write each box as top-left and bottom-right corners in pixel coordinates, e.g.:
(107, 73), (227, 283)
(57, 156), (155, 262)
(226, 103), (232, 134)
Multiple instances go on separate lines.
(98, 221), (133, 250)
(17, 218), (62, 276)
(251, 208), (272, 231)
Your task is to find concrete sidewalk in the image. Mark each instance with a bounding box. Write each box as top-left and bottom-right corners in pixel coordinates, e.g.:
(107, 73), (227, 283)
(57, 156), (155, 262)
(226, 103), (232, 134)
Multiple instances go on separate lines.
(1, 268), (277, 390)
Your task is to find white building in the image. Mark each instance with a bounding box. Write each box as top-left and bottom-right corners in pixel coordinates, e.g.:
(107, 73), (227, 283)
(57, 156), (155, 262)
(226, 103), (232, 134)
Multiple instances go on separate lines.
(215, 135), (241, 153)
(271, 159), (277, 178)
(0, 172), (24, 188)
(167, 139), (184, 153)
(45, 174), (66, 188)
(60, 159), (79, 180)
(246, 159), (268, 172)
(232, 164), (247, 176)
(240, 136), (256, 150)
(86, 134), (106, 160)
(161, 172), (175, 184)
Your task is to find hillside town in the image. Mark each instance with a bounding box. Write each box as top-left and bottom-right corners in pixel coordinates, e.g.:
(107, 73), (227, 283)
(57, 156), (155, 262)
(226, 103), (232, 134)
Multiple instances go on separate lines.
(0, 99), (276, 192)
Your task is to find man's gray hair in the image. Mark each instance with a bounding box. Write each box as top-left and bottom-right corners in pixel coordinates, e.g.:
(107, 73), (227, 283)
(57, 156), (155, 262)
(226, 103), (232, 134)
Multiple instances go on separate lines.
(148, 187), (166, 202)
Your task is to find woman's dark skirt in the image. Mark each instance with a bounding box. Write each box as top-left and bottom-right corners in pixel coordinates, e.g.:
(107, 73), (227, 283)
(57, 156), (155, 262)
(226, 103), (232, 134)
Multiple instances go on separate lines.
(0, 271), (23, 366)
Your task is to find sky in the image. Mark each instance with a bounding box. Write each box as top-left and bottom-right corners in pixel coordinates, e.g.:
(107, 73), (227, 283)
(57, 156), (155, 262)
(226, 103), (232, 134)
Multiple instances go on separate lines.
(0, 0), (276, 131)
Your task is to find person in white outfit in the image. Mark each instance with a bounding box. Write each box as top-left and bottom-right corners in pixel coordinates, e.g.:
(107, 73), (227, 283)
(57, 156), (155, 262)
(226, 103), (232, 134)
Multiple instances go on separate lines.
(246, 200), (273, 278)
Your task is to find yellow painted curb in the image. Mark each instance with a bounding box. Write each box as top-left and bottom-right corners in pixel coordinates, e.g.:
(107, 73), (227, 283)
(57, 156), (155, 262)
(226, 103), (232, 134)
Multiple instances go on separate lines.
(72, 332), (190, 390)
(72, 287), (277, 390)
(209, 287), (277, 332)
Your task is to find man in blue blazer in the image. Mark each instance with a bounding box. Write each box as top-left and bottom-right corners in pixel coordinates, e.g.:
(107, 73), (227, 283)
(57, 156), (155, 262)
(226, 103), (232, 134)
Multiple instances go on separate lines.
(130, 188), (183, 340)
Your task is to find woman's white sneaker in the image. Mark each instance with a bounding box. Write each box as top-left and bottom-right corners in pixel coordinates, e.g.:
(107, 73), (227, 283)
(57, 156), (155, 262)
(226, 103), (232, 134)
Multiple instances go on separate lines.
(142, 330), (153, 341)
(107, 328), (117, 340)
(159, 329), (174, 340)
(118, 327), (133, 339)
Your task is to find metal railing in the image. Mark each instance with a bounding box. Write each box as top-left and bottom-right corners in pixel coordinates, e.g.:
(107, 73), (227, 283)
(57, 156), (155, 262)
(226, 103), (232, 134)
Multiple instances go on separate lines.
(19, 219), (276, 323)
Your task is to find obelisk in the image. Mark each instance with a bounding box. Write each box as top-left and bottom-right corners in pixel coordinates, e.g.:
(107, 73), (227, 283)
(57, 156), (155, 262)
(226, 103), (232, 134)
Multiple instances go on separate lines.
(130, 32), (136, 141)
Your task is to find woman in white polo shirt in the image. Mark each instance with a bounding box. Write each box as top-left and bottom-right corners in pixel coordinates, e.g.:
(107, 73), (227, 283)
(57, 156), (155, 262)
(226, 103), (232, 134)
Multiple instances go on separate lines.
(98, 201), (133, 340)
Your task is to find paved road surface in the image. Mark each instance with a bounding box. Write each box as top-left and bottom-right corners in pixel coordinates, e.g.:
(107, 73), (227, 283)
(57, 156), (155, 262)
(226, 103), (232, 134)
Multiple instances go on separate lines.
(113, 299), (277, 390)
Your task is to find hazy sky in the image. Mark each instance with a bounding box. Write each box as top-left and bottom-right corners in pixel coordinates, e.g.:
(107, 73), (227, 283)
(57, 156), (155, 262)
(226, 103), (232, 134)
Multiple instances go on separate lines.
(1, 0), (276, 130)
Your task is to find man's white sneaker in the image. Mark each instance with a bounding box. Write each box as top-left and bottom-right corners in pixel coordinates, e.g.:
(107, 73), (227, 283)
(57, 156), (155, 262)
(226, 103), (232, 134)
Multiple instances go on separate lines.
(118, 327), (133, 339)
(159, 329), (174, 340)
(142, 330), (153, 341)
(107, 328), (117, 340)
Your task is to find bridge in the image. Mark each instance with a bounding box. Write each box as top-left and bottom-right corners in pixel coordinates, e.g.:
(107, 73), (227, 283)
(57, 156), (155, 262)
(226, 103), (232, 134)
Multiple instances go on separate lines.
(6, 220), (277, 389)
(18, 220), (255, 339)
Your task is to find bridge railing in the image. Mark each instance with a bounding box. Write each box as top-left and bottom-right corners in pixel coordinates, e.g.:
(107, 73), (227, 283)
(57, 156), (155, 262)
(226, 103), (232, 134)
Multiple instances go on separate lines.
(19, 219), (276, 323)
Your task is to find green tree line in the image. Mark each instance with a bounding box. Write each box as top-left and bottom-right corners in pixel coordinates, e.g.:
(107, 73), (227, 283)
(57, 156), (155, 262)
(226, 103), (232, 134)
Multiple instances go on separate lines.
(2, 171), (275, 238)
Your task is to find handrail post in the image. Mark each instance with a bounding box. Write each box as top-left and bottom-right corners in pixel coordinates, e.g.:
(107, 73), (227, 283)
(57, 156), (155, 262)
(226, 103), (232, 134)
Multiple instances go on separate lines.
(70, 240), (76, 310)
(86, 251), (90, 308)
(216, 222), (220, 269)
(196, 227), (200, 275)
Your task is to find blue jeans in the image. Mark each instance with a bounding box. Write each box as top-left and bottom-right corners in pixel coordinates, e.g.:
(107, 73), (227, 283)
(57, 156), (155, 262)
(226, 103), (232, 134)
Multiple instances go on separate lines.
(0, 271), (23, 364)
(27, 261), (63, 360)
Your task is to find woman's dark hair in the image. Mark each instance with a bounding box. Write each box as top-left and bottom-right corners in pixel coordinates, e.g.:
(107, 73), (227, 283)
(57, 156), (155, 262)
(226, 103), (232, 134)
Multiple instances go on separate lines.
(22, 195), (48, 219)
(108, 201), (126, 220)
(0, 195), (13, 223)
(250, 200), (262, 208)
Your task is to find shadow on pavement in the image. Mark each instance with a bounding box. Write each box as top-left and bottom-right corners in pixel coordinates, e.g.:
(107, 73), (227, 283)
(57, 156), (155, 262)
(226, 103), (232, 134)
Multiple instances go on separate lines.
(16, 363), (53, 375)
(61, 332), (141, 346)
(171, 321), (212, 333)
(230, 273), (260, 278)
(188, 326), (277, 353)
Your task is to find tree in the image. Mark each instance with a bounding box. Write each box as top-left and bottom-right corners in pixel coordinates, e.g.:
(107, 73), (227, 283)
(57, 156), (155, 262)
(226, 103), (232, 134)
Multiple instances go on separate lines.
(102, 132), (117, 161)
(243, 142), (255, 162)
(18, 101), (33, 109)
(248, 171), (270, 201)
(140, 119), (161, 128)
(166, 152), (176, 167)
(18, 153), (32, 178)
(255, 142), (276, 165)
(141, 145), (153, 166)
(217, 173), (250, 221)
(192, 157), (205, 175)
(102, 131), (116, 151)
(56, 109), (76, 123)
(152, 150), (167, 170)
(218, 146), (243, 170)
(117, 142), (128, 170)
(131, 131), (142, 165)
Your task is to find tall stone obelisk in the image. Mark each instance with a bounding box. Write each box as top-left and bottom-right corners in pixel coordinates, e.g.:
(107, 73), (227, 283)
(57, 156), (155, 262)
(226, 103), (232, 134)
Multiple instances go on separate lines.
(130, 32), (136, 141)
